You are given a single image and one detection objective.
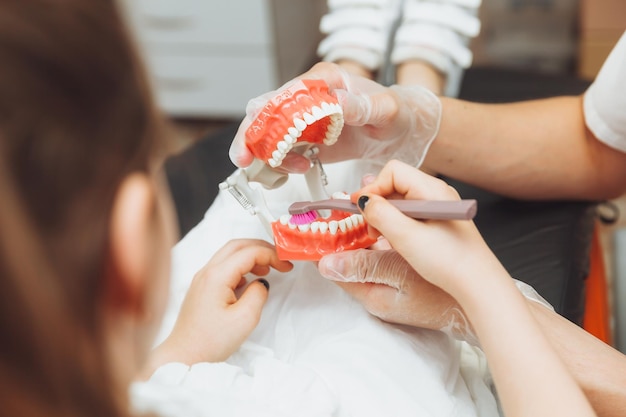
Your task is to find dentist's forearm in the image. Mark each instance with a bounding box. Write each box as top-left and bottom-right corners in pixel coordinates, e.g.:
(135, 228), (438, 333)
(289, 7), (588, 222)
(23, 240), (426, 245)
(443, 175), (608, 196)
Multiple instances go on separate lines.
(528, 302), (626, 417)
(423, 96), (626, 200)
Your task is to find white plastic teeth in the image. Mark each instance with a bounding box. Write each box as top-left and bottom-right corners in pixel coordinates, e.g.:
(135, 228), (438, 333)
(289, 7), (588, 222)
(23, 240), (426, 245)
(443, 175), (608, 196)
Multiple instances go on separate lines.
(267, 101), (344, 168)
(331, 191), (350, 200)
(279, 214), (364, 235)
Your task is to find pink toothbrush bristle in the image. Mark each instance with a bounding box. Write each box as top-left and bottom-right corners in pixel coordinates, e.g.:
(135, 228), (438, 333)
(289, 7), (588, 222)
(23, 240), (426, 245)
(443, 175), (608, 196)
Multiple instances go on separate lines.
(289, 210), (318, 225)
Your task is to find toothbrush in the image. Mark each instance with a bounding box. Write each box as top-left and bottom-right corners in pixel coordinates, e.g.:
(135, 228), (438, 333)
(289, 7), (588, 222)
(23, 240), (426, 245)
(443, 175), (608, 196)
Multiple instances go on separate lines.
(288, 198), (477, 225)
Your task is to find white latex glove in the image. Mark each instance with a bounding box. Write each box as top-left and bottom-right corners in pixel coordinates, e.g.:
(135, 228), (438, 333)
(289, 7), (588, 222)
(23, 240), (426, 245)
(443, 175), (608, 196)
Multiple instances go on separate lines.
(318, 247), (480, 346)
(229, 62), (442, 172)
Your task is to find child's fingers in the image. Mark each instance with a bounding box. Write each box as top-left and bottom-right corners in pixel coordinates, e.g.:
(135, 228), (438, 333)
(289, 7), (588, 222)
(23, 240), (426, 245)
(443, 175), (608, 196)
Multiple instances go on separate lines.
(358, 194), (424, 242)
(209, 239), (277, 266)
(216, 245), (293, 289)
(354, 160), (459, 202)
(236, 276), (247, 289)
(249, 265), (271, 277)
(231, 279), (270, 332)
(356, 194), (434, 272)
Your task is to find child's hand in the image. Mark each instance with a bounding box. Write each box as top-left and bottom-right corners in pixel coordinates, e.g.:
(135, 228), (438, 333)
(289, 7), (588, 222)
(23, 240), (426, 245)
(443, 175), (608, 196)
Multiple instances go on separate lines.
(146, 239), (293, 374)
(338, 160), (503, 303)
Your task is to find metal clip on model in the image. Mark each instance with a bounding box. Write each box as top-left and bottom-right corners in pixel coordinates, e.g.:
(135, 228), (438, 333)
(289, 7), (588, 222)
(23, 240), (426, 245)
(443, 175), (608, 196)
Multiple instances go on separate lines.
(218, 159), (280, 238)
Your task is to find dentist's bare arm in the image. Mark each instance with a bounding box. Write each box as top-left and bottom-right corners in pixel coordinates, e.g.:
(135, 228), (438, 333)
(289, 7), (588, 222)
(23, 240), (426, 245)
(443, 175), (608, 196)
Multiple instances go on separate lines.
(423, 96), (626, 200)
(528, 302), (626, 417)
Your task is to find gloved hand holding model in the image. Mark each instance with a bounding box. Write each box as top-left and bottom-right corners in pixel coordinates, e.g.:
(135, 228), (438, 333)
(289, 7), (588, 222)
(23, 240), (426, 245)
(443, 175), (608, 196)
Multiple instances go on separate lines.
(318, 243), (554, 346)
(229, 62), (442, 172)
(318, 246), (480, 346)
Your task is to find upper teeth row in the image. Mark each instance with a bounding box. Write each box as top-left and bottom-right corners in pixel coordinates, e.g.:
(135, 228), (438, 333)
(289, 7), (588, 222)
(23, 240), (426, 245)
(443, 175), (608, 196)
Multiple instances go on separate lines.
(268, 101), (344, 168)
(279, 213), (364, 234)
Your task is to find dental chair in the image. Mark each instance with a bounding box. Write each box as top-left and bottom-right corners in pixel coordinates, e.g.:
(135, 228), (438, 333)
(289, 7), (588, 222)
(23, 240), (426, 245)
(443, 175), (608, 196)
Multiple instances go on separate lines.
(165, 66), (600, 327)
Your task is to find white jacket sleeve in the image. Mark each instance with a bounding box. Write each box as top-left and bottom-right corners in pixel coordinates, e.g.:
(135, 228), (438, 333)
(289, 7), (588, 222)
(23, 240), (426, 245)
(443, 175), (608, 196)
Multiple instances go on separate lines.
(130, 352), (339, 417)
(392, 0), (482, 97)
(583, 31), (626, 153)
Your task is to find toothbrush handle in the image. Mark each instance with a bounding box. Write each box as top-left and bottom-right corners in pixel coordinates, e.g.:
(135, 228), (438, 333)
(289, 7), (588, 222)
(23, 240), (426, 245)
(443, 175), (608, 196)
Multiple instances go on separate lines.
(306, 199), (477, 220)
(388, 199), (477, 220)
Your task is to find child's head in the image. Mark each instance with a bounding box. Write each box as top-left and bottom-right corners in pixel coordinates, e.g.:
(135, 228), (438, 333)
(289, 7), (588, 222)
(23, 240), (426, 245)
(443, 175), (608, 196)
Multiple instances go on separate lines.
(0, 1), (176, 416)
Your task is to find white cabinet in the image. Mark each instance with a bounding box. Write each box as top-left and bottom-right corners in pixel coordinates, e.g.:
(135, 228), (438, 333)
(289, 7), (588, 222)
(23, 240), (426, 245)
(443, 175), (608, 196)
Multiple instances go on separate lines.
(120, 0), (325, 118)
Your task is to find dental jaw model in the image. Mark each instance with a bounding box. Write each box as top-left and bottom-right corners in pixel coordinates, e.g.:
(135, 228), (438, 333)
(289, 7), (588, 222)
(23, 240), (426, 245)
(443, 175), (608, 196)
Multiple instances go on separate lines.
(219, 79), (376, 261)
(245, 79), (342, 168)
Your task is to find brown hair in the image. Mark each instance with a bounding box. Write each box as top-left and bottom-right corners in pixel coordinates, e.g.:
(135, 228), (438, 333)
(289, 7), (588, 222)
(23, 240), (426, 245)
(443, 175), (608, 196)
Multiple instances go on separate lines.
(0, 1), (168, 416)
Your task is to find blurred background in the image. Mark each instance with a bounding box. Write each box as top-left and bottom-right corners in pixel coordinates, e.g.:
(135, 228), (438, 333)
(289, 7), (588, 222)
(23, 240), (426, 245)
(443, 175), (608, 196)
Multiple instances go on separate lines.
(117, 0), (625, 143)
(121, 0), (326, 145)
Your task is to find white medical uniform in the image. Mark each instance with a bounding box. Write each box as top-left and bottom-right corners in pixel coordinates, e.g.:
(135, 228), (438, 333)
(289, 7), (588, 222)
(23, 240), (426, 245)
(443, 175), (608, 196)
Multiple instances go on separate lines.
(584, 31), (626, 153)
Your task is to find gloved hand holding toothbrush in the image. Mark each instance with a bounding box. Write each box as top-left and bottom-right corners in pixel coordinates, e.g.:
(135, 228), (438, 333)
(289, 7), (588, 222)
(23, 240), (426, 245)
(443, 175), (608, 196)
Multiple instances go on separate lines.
(317, 160), (554, 347)
(318, 246), (480, 346)
(229, 62), (442, 172)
